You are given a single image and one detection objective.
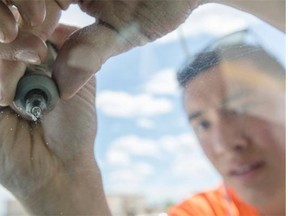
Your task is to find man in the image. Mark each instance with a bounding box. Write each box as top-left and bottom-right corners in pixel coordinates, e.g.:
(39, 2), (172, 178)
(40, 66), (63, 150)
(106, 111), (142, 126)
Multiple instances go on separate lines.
(169, 43), (285, 215)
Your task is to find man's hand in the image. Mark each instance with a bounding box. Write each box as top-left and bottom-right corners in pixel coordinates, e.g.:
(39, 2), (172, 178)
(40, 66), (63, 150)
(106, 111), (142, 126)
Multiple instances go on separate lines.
(0, 0), (195, 102)
(0, 0), (285, 104)
(0, 0), (46, 43)
(0, 25), (111, 215)
(53, 0), (194, 99)
(0, 0), (62, 62)
(0, 0), (63, 106)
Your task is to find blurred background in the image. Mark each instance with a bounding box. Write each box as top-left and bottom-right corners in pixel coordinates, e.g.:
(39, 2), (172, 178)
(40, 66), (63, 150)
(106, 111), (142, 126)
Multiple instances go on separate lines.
(0, 3), (285, 216)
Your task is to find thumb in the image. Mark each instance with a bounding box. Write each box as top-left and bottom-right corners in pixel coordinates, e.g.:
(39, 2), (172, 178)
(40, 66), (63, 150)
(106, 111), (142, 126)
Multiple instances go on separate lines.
(49, 23), (79, 49)
(53, 22), (149, 99)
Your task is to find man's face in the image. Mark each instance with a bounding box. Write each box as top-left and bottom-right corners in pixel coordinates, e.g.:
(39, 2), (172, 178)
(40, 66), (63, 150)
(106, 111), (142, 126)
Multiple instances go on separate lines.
(183, 59), (285, 206)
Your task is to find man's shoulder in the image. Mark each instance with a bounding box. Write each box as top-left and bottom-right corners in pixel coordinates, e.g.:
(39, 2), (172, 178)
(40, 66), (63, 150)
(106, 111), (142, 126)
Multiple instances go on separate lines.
(168, 185), (226, 216)
(168, 184), (259, 216)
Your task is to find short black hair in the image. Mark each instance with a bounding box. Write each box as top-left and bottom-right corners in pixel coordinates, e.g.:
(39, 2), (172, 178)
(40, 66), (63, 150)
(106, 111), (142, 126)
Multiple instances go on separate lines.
(177, 43), (285, 87)
(177, 50), (221, 87)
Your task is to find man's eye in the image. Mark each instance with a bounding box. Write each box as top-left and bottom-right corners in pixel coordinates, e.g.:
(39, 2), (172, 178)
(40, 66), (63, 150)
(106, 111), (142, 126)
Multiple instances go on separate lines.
(194, 120), (211, 132)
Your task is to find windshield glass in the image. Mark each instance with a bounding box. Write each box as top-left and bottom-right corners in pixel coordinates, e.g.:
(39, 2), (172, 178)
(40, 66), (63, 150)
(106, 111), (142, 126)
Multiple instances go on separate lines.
(0, 2), (285, 216)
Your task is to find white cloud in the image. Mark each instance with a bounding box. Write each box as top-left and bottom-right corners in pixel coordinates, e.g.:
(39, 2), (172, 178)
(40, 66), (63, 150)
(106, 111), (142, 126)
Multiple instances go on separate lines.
(159, 133), (198, 153)
(172, 154), (215, 177)
(105, 162), (154, 193)
(156, 134), (218, 179)
(106, 133), (199, 167)
(104, 133), (221, 201)
(134, 162), (154, 176)
(109, 162), (153, 182)
(96, 91), (173, 117)
(136, 118), (155, 129)
(144, 69), (179, 96)
(107, 151), (131, 166)
(105, 136), (157, 192)
(107, 135), (160, 160)
(157, 4), (253, 44)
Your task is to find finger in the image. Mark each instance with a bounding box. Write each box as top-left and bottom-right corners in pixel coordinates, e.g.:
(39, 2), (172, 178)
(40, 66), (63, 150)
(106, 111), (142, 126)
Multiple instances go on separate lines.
(10, 0), (46, 27)
(49, 24), (79, 49)
(0, 0), (62, 64)
(24, 0), (62, 42)
(0, 59), (25, 106)
(0, 1), (18, 42)
(0, 31), (47, 64)
(53, 23), (141, 99)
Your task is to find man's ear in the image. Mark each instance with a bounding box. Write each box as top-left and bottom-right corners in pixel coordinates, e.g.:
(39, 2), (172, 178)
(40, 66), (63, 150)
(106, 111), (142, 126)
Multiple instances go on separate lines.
(49, 24), (79, 49)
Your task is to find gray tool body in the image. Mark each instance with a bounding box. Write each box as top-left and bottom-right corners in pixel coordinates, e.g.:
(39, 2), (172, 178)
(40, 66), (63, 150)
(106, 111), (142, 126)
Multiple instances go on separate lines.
(13, 42), (59, 121)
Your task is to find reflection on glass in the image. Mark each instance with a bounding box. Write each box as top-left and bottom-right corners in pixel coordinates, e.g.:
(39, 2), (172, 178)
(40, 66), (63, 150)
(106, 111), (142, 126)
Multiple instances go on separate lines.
(0, 3), (285, 216)
(171, 33), (285, 215)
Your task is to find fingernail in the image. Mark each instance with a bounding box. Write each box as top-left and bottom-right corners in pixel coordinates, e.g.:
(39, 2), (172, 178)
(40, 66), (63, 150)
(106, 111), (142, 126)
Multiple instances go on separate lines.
(0, 89), (10, 107)
(15, 51), (41, 64)
(0, 32), (5, 43)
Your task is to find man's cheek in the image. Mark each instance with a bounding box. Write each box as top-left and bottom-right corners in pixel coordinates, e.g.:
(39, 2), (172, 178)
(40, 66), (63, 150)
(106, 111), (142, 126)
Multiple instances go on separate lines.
(201, 143), (217, 161)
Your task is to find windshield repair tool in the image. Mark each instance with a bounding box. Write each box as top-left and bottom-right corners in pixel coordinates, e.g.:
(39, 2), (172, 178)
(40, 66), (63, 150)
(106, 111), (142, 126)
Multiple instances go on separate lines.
(13, 42), (59, 121)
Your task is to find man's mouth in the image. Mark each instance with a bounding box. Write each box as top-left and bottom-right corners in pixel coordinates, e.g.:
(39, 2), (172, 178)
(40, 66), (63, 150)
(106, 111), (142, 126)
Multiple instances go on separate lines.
(229, 161), (265, 179)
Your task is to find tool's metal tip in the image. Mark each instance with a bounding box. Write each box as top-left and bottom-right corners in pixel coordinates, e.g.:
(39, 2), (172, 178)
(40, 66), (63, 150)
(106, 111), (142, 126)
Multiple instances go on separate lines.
(31, 106), (42, 121)
(25, 92), (47, 121)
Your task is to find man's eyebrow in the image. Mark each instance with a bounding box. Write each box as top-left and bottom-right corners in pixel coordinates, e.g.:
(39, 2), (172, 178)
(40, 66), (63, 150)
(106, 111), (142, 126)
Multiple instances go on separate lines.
(188, 111), (202, 121)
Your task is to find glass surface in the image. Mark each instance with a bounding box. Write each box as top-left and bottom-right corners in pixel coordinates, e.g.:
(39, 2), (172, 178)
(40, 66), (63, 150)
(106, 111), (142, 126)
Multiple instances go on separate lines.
(0, 2), (285, 216)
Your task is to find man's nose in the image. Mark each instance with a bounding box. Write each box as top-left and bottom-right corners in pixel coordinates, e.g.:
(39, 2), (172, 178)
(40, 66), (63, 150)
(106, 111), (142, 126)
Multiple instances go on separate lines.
(212, 110), (249, 154)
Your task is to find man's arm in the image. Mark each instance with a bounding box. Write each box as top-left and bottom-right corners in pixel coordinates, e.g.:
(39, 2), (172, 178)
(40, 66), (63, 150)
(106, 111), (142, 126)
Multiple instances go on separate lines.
(204, 0), (285, 31)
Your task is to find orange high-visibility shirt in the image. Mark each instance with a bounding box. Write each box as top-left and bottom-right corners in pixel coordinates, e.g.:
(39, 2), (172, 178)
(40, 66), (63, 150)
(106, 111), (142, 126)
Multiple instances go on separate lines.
(168, 185), (259, 216)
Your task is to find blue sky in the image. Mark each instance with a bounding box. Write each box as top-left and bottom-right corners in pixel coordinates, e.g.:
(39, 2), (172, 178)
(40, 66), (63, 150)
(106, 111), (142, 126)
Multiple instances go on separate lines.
(0, 3), (285, 214)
